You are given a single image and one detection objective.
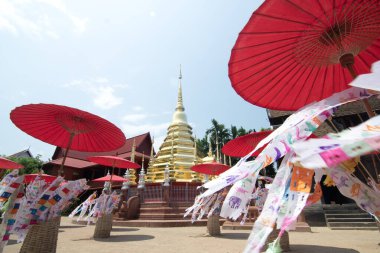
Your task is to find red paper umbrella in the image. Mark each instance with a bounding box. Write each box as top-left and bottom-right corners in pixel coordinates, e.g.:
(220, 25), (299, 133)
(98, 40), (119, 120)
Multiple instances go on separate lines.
(0, 157), (24, 169)
(87, 156), (140, 169)
(24, 174), (57, 184)
(229, 0), (380, 114)
(92, 174), (127, 183)
(191, 162), (230, 176)
(222, 130), (273, 157)
(10, 104), (126, 175)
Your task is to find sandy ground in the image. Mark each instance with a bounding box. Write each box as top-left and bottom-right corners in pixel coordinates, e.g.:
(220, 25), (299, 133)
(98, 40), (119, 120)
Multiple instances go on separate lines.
(5, 217), (380, 253)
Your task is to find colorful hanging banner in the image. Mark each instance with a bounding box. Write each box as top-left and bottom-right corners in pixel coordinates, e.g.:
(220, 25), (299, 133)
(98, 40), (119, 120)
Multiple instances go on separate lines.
(291, 115), (380, 168)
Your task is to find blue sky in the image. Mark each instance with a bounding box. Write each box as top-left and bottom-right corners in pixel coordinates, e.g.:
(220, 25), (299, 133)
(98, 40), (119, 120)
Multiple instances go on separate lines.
(0, 0), (268, 160)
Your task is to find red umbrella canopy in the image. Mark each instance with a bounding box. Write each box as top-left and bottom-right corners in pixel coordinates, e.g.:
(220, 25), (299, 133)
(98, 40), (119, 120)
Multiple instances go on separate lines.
(191, 162), (230, 176)
(92, 174), (127, 183)
(24, 174), (57, 184)
(229, 0), (380, 110)
(0, 157), (24, 169)
(222, 130), (273, 157)
(87, 156), (140, 169)
(10, 104), (126, 152)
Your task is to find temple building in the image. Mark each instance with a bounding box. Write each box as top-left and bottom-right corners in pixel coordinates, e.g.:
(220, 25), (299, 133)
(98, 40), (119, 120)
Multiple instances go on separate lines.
(43, 133), (153, 184)
(146, 70), (202, 183)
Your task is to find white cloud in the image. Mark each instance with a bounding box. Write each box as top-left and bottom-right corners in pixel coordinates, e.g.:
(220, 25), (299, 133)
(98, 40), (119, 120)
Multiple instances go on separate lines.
(0, 0), (88, 38)
(121, 107), (170, 149)
(64, 78), (128, 110)
(122, 113), (147, 122)
(132, 106), (144, 112)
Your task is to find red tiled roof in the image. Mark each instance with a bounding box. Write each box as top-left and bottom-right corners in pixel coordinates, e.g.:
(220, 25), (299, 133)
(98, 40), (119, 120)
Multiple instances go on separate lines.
(52, 132), (152, 161)
(48, 157), (96, 169)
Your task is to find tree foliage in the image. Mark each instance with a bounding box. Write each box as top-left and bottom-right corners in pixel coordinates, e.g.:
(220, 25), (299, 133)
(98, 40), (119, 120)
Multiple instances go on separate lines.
(197, 119), (265, 166)
(7, 155), (44, 175)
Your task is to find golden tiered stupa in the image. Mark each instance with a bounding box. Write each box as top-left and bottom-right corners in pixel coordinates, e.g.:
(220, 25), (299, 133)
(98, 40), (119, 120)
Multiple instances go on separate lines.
(128, 138), (138, 185)
(146, 69), (202, 183)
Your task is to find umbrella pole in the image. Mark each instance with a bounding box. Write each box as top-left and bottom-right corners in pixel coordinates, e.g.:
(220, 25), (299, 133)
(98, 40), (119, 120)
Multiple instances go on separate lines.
(59, 133), (75, 177)
(340, 53), (376, 118)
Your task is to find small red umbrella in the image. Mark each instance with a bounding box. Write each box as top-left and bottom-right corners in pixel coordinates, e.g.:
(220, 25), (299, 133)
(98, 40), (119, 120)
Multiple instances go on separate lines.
(88, 155), (140, 184)
(10, 103), (126, 176)
(24, 174), (57, 184)
(229, 0), (380, 114)
(87, 156), (140, 169)
(0, 157), (24, 169)
(222, 130), (273, 158)
(191, 162), (230, 176)
(92, 174), (127, 183)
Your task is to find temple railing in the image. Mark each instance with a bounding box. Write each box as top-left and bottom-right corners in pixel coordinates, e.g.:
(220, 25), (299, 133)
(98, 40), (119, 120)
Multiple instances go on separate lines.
(125, 182), (202, 203)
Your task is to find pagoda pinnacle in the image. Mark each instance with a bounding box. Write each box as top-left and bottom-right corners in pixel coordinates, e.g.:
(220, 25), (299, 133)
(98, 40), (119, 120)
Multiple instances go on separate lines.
(171, 65), (188, 124)
(176, 66), (184, 112)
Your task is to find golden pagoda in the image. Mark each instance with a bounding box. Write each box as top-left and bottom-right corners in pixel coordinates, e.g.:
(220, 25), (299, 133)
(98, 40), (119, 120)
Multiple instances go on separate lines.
(146, 68), (201, 183)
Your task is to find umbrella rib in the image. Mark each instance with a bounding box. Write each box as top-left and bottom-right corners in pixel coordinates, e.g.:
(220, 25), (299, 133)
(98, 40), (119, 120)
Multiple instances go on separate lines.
(233, 50), (296, 89)
(251, 61), (301, 105)
(285, 0), (329, 27)
(230, 40), (297, 72)
(304, 67), (322, 105)
(240, 30), (320, 35)
(288, 67), (315, 109)
(256, 63), (305, 108)
(253, 12), (325, 28)
(232, 35), (302, 51)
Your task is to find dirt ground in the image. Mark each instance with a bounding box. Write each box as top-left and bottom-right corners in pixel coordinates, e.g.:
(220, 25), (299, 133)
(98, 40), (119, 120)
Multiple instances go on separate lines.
(5, 217), (380, 253)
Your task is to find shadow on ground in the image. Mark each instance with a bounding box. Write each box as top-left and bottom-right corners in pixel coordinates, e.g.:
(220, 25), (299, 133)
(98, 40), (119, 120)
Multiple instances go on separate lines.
(94, 234), (155, 242)
(73, 234), (155, 243)
(190, 233), (250, 240)
(218, 233), (250, 240)
(112, 227), (139, 232)
(60, 225), (86, 229)
(290, 245), (360, 253)
(7, 239), (19, 246)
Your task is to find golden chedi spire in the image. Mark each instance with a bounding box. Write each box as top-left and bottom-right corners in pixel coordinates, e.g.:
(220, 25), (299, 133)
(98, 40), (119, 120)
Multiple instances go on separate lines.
(128, 138), (137, 185)
(146, 66), (201, 182)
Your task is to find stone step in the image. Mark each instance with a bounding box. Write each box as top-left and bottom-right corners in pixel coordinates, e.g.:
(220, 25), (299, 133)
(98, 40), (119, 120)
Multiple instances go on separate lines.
(140, 202), (193, 208)
(330, 227), (379, 231)
(139, 207), (188, 214)
(328, 222), (378, 227)
(322, 204), (359, 210)
(326, 217), (375, 223)
(140, 202), (170, 208)
(113, 219), (209, 227)
(324, 209), (366, 214)
(138, 213), (185, 220)
(325, 213), (373, 219)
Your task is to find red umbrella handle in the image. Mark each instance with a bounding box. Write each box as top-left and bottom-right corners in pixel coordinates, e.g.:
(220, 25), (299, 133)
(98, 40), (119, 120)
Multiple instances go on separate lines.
(340, 53), (375, 118)
(59, 133), (75, 176)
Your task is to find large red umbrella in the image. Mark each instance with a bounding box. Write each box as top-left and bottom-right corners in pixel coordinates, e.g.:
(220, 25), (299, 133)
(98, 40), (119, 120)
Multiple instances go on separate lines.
(10, 104), (126, 176)
(191, 162), (230, 176)
(229, 0), (380, 115)
(0, 157), (24, 169)
(24, 174), (57, 184)
(222, 130), (273, 158)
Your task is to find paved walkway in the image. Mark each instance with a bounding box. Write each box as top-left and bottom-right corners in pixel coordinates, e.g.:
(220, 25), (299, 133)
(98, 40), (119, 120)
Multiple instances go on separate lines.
(6, 217), (380, 253)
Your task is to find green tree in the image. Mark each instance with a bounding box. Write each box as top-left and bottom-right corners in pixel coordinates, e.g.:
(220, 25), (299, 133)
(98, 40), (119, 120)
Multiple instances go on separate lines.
(196, 136), (209, 157)
(8, 155), (44, 175)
